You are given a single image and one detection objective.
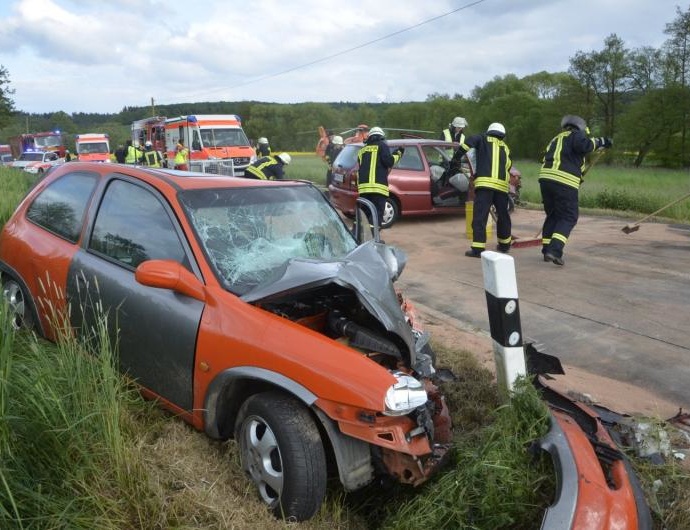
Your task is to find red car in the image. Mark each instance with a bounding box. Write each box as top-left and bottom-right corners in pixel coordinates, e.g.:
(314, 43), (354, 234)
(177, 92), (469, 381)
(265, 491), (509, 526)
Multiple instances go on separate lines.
(328, 138), (471, 228)
(0, 162), (451, 521)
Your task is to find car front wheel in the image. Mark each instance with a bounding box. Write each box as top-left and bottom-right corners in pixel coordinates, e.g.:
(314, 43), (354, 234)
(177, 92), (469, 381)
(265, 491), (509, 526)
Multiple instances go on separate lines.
(235, 391), (327, 521)
(381, 197), (400, 229)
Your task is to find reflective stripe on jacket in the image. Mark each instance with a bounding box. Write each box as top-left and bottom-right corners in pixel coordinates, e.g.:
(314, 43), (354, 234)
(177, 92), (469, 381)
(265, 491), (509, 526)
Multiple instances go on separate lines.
(357, 140), (401, 196)
(455, 133), (512, 193)
(539, 130), (598, 190)
(245, 156), (284, 180)
(144, 150), (161, 167)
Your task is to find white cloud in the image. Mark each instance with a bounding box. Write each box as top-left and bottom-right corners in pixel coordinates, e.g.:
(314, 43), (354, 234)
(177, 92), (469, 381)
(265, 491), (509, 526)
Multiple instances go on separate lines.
(0, 0), (682, 113)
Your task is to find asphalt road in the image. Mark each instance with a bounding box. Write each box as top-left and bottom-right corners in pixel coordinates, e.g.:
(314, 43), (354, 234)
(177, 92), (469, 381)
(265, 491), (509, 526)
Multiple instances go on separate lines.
(383, 208), (690, 408)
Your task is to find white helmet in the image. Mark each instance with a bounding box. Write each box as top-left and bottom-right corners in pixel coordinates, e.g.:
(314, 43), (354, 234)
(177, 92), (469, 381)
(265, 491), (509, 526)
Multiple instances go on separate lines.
(368, 126), (385, 138)
(332, 135), (344, 145)
(451, 116), (468, 129)
(487, 122), (506, 138)
(145, 140), (153, 147)
(560, 115), (587, 131)
(258, 137), (268, 144)
(277, 152), (291, 165)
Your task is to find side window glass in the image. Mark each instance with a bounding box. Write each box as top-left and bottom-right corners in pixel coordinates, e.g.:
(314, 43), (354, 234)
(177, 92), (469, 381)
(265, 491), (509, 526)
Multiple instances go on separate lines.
(89, 179), (186, 269)
(395, 146), (424, 171)
(26, 172), (98, 242)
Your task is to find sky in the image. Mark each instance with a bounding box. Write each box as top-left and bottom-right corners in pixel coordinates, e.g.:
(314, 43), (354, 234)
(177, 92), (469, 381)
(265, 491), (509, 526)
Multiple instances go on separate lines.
(0, 0), (684, 115)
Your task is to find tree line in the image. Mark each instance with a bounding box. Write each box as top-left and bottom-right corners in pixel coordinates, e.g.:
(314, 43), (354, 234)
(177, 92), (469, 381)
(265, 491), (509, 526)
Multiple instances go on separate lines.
(1, 6), (689, 167)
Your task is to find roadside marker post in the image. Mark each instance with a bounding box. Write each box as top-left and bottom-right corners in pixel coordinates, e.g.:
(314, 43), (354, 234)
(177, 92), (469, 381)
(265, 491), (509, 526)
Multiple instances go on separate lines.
(480, 251), (527, 399)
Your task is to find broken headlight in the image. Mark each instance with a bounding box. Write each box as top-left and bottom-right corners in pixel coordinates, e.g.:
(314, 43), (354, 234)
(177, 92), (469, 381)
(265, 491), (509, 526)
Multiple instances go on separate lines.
(383, 372), (428, 416)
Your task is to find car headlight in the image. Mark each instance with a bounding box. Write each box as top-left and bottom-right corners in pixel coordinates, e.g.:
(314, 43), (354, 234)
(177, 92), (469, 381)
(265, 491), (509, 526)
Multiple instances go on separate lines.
(383, 372), (427, 416)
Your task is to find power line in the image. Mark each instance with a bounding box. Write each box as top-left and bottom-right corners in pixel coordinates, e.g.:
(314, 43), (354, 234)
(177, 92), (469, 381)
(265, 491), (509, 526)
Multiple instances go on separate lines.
(166, 0), (488, 103)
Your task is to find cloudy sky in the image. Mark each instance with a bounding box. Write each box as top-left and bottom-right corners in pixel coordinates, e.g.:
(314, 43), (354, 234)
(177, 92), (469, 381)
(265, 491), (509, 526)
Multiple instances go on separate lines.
(0, 0), (683, 114)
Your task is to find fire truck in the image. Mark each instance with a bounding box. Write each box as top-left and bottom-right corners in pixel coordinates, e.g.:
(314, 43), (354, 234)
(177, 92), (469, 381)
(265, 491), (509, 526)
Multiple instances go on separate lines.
(75, 133), (111, 163)
(131, 116), (166, 154)
(9, 131), (67, 158)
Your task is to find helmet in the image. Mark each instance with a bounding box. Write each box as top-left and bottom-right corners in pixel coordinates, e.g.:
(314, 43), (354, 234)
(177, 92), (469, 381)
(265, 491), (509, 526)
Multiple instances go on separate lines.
(451, 116), (468, 129)
(560, 115), (587, 131)
(145, 140), (153, 148)
(277, 152), (291, 165)
(368, 126), (385, 139)
(487, 122), (506, 138)
(258, 137), (268, 144)
(332, 135), (344, 145)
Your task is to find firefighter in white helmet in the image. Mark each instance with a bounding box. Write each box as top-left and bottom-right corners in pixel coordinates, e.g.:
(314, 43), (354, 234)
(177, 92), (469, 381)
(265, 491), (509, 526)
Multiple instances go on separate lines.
(325, 135), (344, 187)
(451, 122), (513, 257)
(256, 136), (271, 158)
(441, 116), (468, 143)
(245, 152), (291, 180)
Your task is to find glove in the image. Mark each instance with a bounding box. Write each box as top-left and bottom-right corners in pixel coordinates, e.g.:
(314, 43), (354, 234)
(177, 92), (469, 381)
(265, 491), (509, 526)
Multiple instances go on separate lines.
(598, 137), (613, 149)
(394, 147), (405, 157)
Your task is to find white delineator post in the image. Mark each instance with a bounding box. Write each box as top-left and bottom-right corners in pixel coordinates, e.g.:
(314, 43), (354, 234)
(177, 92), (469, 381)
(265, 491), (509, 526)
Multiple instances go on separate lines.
(480, 251), (527, 397)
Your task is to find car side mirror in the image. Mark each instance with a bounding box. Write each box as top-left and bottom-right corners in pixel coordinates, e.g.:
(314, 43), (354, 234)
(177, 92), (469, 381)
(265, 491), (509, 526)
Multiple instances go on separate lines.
(135, 260), (206, 302)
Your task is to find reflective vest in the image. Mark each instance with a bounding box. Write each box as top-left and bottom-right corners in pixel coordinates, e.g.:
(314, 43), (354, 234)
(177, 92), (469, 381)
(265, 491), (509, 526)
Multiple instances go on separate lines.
(125, 145), (141, 164)
(174, 145), (188, 165)
(539, 130), (598, 190)
(144, 150), (161, 168)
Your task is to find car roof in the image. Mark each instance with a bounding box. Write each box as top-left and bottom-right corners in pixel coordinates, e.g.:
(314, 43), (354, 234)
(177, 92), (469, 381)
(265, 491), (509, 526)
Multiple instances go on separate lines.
(344, 138), (456, 147)
(46, 162), (307, 193)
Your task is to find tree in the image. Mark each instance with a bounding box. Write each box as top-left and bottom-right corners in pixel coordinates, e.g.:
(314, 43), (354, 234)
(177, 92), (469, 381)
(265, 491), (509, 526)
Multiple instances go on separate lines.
(569, 34), (631, 137)
(0, 65), (15, 129)
(663, 5), (690, 165)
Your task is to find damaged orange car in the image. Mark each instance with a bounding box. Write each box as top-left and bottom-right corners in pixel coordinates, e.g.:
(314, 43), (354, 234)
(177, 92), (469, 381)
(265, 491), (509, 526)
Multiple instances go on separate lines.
(0, 163), (451, 520)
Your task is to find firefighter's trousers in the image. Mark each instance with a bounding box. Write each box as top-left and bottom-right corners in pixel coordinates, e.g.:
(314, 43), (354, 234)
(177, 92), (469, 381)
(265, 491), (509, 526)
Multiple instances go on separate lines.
(471, 187), (512, 251)
(539, 179), (579, 258)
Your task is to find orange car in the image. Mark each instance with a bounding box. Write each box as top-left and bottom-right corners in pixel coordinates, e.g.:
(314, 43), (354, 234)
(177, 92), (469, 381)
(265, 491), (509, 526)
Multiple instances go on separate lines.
(0, 162), (451, 521)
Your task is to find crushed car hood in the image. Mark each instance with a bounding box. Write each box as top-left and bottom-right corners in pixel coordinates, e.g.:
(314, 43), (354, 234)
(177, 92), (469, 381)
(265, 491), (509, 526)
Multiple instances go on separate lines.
(242, 241), (416, 359)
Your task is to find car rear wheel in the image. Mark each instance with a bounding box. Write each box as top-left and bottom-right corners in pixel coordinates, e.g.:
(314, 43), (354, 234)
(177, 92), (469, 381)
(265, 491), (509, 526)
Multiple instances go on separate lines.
(2, 278), (34, 331)
(381, 197), (400, 229)
(235, 391), (327, 521)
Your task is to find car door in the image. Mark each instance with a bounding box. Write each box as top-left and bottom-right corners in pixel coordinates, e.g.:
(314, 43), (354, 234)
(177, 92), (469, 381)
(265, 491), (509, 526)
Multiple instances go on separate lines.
(67, 176), (204, 411)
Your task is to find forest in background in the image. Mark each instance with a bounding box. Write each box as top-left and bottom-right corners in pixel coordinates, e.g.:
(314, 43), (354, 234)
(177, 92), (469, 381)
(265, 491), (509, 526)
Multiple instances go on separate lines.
(1, 7), (690, 168)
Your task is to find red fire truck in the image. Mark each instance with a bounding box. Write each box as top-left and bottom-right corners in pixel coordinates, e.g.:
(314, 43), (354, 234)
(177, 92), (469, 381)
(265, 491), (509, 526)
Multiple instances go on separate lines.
(9, 131), (67, 158)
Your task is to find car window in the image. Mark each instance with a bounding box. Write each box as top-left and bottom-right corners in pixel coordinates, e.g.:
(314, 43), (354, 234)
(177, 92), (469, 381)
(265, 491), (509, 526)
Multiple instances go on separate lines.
(395, 145), (424, 171)
(89, 179), (187, 269)
(332, 145), (359, 170)
(26, 172), (99, 242)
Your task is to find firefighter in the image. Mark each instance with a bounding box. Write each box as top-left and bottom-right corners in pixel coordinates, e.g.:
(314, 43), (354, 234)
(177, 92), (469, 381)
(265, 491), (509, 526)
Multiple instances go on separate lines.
(539, 115), (613, 266)
(124, 140), (143, 164)
(451, 122), (513, 257)
(256, 137), (271, 157)
(324, 135), (344, 187)
(244, 152), (291, 180)
(174, 138), (189, 170)
(142, 141), (162, 168)
(356, 127), (404, 229)
(441, 116), (468, 143)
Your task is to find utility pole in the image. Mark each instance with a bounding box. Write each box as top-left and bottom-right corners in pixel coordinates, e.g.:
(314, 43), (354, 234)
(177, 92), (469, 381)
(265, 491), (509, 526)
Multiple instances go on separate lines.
(151, 97), (156, 117)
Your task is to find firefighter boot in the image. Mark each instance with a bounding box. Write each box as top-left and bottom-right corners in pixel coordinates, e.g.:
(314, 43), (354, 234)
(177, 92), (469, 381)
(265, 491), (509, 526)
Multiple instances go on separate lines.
(465, 249), (482, 258)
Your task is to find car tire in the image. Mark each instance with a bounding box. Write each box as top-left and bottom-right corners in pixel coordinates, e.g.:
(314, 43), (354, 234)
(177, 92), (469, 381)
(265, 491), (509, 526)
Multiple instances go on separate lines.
(235, 391), (327, 521)
(2, 277), (35, 331)
(381, 197), (400, 229)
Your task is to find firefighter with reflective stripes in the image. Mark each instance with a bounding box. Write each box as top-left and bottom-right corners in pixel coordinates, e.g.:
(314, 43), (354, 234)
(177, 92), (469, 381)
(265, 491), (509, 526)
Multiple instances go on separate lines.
(356, 127), (404, 228)
(143, 141), (162, 168)
(452, 122), (513, 257)
(244, 152), (291, 180)
(539, 115), (612, 266)
(441, 116), (468, 144)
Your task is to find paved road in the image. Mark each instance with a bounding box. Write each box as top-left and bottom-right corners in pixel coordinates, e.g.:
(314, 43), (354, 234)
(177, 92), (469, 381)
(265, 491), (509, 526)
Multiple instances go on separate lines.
(384, 208), (690, 407)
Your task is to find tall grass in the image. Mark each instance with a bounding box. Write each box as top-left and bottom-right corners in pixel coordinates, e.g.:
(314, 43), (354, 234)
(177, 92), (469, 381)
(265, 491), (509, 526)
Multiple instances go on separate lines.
(0, 168), (33, 226)
(516, 160), (690, 221)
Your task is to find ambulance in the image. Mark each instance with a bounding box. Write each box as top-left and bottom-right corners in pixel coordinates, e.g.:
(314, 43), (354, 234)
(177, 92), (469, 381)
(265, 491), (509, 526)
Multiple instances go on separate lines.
(163, 114), (256, 175)
(75, 133), (111, 163)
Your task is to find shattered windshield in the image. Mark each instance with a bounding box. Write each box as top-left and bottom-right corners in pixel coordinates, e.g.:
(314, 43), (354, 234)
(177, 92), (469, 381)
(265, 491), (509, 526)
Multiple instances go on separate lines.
(180, 184), (357, 295)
